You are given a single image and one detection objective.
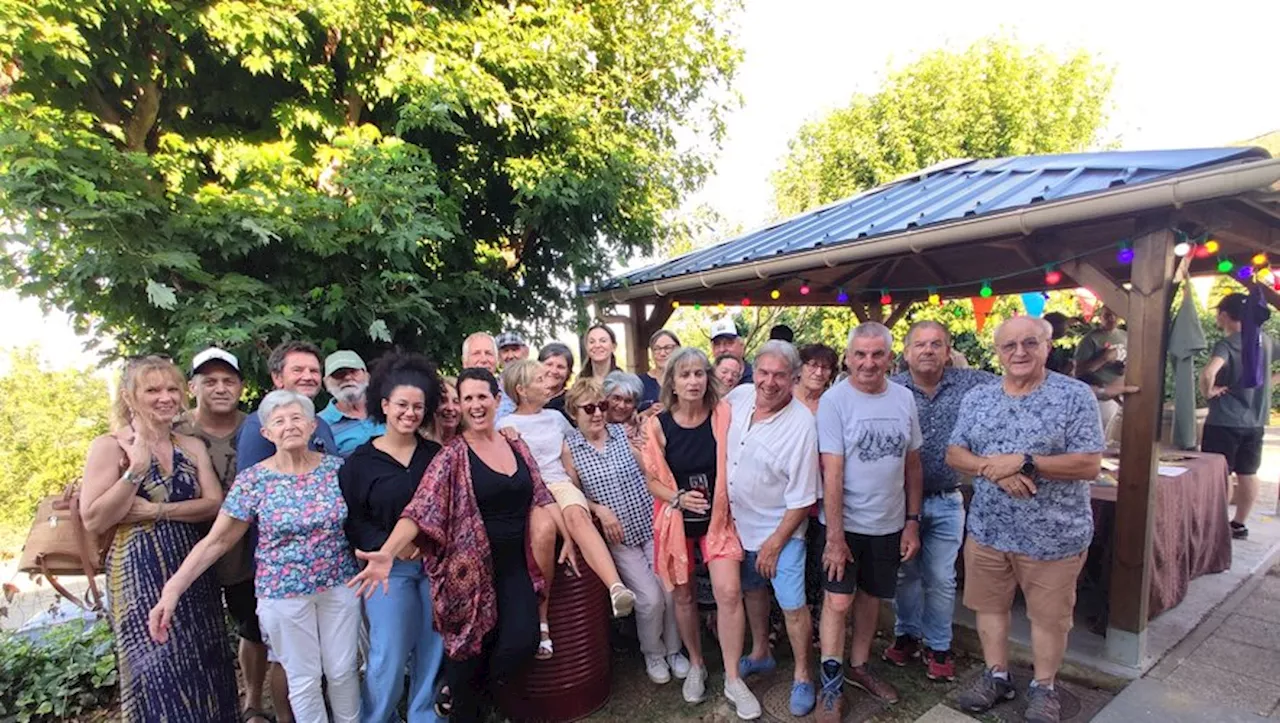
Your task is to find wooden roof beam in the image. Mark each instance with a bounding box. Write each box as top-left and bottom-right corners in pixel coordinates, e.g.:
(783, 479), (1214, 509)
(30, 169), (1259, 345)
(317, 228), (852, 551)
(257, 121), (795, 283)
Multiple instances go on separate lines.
(1060, 258), (1130, 319)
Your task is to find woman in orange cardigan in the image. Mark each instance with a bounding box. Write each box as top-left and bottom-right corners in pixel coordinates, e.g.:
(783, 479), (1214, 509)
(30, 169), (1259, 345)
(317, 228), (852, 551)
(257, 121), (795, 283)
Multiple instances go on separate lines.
(641, 347), (759, 720)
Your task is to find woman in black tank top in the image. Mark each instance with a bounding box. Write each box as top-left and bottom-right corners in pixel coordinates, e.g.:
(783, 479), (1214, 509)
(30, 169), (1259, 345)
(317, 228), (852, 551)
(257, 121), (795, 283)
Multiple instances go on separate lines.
(658, 410), (715, 537)
(646, 347), (754, 712)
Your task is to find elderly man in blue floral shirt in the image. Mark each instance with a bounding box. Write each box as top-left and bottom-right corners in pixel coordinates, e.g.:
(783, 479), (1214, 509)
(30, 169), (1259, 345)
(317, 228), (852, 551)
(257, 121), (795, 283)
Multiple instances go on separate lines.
(946, 316), (1104, 723)
(885, 321), (997, 682)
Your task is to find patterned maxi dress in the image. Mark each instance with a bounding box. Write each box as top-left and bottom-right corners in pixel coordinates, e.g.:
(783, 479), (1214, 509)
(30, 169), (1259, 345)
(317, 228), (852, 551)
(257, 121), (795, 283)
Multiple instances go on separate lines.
(106, 440), (239, 722)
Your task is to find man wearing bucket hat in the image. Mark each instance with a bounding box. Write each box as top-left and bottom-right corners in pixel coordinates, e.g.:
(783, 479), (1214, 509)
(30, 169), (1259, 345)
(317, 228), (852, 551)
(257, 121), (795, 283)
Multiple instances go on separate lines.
(319, 350), (385, 458)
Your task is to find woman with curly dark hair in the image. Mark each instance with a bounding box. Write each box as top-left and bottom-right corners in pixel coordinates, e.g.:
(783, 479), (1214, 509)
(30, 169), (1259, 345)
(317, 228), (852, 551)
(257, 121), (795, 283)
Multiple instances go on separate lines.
(338, 353), (446, 722)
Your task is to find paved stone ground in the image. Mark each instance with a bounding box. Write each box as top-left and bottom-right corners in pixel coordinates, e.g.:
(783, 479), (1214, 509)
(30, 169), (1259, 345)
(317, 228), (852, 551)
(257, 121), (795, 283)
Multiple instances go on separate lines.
(1116, 553), (1280, 720)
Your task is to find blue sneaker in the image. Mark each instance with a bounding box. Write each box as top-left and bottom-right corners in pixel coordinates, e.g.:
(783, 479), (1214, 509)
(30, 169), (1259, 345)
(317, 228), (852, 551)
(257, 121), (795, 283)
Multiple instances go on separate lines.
(789, 681), (816, 717)
(738, 655), (777, 678)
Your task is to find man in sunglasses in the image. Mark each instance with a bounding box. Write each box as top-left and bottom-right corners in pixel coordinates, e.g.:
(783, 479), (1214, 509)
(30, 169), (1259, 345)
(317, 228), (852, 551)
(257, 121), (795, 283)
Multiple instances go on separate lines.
(946, 316), (1104, 723)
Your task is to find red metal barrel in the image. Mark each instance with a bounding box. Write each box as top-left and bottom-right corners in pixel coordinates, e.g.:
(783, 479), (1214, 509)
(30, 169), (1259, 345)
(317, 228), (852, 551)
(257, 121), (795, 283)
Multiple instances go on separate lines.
(498, 550), (612, 722)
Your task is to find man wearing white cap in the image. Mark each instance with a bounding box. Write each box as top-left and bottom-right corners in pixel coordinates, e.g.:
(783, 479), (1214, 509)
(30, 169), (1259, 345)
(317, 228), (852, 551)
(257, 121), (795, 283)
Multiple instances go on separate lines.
(711, 317), (753, 386)
(318, 350), (384, 457)
(175, 348), (270, 721)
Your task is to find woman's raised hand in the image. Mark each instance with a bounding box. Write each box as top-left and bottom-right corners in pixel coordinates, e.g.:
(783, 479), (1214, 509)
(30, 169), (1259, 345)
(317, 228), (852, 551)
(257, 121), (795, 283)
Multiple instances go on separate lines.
(348, 548), (395, 598)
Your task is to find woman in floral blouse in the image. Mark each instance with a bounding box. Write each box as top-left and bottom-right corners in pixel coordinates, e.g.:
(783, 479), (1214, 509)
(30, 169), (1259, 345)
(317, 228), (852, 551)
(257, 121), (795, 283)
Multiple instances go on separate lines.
(150, 390), (361, 723)
(348, 367), (565, 723)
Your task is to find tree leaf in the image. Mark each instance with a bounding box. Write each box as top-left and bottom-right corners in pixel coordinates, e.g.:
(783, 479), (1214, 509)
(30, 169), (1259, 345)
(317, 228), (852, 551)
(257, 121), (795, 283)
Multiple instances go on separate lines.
(145, 280), (178, 310)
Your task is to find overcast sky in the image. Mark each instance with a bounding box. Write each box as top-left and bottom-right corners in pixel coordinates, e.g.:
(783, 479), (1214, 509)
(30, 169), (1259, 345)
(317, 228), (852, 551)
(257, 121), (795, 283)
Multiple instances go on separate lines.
(694, 0), (1280, 230)
(6, 0), (1278, 366)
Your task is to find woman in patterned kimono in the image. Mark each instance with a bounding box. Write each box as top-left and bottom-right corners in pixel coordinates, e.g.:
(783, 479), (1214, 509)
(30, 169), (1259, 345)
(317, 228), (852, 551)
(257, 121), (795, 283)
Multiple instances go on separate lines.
(348, 367), (566, 723)
(80, 355), (237, 722)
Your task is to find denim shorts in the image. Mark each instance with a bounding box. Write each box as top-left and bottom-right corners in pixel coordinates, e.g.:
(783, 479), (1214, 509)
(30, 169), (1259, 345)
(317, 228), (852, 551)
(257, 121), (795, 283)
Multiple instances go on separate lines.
(740, 537), (807, 611)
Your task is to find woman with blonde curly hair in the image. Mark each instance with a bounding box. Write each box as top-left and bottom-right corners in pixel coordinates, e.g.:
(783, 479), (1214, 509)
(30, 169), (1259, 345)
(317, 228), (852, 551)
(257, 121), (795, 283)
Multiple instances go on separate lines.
(80, 355), (237, 722)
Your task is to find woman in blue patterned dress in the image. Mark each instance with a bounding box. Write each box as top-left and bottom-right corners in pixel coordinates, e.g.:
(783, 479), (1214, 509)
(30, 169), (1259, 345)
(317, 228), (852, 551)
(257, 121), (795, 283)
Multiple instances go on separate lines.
(80, 355), (238, 722)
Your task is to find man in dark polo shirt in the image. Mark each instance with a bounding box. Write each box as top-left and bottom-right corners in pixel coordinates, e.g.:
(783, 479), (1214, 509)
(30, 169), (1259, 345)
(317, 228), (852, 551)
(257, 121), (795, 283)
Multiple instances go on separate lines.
(175, 348), (266, 721)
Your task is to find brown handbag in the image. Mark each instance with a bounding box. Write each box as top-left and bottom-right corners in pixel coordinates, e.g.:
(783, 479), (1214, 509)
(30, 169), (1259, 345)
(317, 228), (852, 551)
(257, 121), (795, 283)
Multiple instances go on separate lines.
(17, 481), (112, 612)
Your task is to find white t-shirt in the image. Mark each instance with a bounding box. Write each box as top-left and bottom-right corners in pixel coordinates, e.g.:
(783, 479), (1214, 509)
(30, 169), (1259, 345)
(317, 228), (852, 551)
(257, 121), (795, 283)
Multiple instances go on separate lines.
(496, 410), (572, 483)
(816, 379), (922, 536)
(725, 386), (820, 551)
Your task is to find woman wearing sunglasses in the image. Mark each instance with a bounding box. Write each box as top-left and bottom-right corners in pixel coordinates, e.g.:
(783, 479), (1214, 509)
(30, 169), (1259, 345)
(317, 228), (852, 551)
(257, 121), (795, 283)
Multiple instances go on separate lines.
(562, 378), (690, 686)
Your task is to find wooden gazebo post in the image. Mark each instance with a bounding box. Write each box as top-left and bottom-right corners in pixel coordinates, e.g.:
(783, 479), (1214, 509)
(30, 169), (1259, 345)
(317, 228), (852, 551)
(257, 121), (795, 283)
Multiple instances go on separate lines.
(1106, 223), (1177, 665)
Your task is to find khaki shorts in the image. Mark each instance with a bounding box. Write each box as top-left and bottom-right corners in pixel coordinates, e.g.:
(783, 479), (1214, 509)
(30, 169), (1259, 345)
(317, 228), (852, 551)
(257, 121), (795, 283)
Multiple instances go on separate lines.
(962, 538), (1086, 633)
(546, 480), (589, 510)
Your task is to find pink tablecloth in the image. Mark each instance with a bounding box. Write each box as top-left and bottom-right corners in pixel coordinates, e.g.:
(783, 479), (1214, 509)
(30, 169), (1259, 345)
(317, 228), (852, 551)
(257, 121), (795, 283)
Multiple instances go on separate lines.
(1089, 451), (1232, 618)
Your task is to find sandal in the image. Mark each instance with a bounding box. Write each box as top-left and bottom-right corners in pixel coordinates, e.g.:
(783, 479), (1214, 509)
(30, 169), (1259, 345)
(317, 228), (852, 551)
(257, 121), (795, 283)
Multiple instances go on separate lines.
(536, 622), (554, 660)
(609, 583), (636, 618)
(240, 708), (275, 723)
(433, 685), (453, 717)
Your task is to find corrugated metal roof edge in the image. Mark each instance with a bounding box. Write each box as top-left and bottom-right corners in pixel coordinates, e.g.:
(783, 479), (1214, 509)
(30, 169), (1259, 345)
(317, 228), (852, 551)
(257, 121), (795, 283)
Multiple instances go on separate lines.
(590, 148), (1271, 296)
(584, 153), (1280, 304)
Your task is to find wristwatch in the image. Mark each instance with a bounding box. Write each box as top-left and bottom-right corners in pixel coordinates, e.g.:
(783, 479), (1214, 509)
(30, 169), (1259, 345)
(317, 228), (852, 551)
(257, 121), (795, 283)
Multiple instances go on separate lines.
(1020, 453), (1037, 477)
(905, 513), (921, 523)
(121, 468), (141, 485)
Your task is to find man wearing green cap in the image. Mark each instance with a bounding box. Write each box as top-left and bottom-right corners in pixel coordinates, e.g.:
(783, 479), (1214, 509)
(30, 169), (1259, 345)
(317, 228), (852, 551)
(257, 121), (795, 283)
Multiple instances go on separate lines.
(319, 350), (385, 457)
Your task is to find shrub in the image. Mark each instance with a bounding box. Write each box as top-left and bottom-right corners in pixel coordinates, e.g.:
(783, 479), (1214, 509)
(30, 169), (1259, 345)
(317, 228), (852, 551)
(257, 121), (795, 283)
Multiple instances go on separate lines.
(0, 620), (117, 721)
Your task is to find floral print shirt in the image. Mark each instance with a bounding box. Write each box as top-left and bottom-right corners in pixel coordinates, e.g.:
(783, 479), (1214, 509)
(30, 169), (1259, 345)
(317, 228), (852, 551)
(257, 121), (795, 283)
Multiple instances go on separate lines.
(949, 372), (1105, 560)
(222, 455), (358, 599)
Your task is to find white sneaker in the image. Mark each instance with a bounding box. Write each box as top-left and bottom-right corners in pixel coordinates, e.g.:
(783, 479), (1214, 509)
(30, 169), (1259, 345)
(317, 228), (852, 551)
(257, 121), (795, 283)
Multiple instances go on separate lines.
(724, 677), (762, 720)
(645, 654), (672, 684)
(668, 652), (691, 680)
(683, 664), (708, 703)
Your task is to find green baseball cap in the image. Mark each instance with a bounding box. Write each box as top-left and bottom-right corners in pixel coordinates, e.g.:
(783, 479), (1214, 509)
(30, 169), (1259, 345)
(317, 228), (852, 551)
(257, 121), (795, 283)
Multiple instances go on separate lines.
(324, 350), (366, 377)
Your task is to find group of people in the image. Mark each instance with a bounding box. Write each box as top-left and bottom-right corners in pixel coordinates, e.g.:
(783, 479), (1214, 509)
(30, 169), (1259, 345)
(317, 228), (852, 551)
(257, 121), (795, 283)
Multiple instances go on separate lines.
(82, 309), (1113, 723)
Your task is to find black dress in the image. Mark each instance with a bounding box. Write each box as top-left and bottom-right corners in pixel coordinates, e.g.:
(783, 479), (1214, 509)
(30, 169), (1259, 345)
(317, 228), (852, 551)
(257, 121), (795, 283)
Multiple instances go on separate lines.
(444, 447), (541, 723)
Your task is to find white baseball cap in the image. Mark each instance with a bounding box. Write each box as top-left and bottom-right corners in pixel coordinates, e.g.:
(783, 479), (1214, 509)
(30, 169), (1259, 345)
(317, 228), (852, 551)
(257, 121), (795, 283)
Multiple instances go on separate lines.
(709, 317), (739, 341)
(191, 347), (241, 377)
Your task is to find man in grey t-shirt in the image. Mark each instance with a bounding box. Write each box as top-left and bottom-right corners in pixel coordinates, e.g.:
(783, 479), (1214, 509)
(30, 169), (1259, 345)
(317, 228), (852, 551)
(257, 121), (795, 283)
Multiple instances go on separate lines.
(1200, 293), (1280, 539)
(814, 322), (923, 719)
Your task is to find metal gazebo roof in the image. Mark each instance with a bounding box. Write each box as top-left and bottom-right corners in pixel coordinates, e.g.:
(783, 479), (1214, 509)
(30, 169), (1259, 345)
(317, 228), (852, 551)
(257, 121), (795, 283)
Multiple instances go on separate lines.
(586, 147), (1280, 308)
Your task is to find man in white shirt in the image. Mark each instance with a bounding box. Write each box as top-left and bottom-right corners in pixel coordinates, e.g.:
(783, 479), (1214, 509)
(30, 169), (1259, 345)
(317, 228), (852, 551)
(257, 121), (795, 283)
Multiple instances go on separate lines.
(725, 340), (821, 717)
(815, 322), (923, 722)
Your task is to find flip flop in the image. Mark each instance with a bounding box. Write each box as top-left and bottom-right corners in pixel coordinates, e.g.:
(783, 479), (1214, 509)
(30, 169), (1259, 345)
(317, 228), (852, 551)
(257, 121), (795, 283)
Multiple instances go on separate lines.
(240, 708), (275, 723)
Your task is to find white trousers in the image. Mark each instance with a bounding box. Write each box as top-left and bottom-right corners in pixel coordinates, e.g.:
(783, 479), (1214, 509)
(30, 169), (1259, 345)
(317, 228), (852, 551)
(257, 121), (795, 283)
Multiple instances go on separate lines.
(258, 585), (362, 723)
(611, 539), (681, 659)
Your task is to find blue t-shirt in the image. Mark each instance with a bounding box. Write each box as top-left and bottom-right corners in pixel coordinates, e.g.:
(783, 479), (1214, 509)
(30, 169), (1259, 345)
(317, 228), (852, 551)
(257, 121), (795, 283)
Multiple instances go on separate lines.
(639, 374), (661, 412)
(236, 406), (338, 473)
(317, 400), (385, 458)
(949, 372), (1105, 560)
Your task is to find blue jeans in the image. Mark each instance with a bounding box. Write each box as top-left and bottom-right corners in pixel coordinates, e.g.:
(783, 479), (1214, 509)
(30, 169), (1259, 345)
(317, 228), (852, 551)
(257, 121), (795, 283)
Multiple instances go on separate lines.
(362, 559), (444, 723)
(892, 491), (965, 651)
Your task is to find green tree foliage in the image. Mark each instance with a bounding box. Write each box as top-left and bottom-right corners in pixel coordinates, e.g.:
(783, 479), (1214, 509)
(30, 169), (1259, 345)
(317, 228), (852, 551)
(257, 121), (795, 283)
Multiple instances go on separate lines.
(771, 37), (1113, 216)
(0, 621), (117, 721)
(0, 348), (109, 544)
(0, 0), (742, 383)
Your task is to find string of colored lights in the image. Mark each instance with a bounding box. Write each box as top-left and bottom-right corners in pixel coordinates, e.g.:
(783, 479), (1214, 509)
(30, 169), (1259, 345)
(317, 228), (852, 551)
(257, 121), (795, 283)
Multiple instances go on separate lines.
(666, 229), (1269, 311)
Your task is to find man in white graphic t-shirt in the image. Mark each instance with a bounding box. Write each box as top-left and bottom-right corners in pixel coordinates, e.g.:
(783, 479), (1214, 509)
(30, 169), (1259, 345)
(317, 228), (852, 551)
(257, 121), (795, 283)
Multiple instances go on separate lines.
(813, 322), (923, 722)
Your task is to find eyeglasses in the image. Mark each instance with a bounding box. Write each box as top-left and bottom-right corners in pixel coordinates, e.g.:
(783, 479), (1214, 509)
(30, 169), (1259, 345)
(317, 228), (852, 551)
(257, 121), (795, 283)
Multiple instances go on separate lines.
(578, 401), (611, 415)
(802, 360), (833, 376)
(997, 338), (1043, 355)
(652, 344), (677, 354)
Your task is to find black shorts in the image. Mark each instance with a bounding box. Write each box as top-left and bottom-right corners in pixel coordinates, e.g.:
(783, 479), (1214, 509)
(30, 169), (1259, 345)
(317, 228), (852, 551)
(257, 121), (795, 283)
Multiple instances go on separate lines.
(816, 524), (902, 599)
(1201, 425), (1263, 476)
(223, 579), (264, 644)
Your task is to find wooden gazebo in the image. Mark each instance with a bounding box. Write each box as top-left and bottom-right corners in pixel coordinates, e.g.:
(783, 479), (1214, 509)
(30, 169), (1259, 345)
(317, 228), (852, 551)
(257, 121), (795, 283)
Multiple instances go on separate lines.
(583, 147), (1280, 666)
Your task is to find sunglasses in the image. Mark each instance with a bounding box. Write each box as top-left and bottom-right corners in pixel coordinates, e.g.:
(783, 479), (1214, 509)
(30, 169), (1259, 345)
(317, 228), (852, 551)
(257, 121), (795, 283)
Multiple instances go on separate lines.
(578, 401), (611, 415)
